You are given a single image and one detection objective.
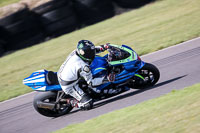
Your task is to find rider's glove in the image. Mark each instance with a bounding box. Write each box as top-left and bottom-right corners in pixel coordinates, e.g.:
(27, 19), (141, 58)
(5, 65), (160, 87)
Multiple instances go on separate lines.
(103, 43), (110, 50)
(99, 43), (110, 52)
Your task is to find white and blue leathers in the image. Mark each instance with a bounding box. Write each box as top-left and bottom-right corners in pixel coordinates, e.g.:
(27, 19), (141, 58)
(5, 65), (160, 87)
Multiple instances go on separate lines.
(57, 48), (105, 102)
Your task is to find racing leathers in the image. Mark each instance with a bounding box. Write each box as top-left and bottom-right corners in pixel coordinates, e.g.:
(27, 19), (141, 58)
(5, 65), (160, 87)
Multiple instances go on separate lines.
(57, 46), (106, 109)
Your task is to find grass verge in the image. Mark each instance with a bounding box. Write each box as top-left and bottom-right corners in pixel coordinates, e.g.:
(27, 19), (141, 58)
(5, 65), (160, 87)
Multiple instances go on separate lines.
(0, 0), (200, 102)
(54, 83), (200, 133)
(0, 0), (20, 7)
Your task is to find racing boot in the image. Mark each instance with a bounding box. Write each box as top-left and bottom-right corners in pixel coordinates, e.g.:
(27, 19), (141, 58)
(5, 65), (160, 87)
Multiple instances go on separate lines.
(78, 94), (93, 110)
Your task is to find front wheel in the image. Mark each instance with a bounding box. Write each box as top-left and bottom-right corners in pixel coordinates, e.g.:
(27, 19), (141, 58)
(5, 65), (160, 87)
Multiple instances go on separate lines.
(33, 91), (73, 117)
(129, 63), (160, 89)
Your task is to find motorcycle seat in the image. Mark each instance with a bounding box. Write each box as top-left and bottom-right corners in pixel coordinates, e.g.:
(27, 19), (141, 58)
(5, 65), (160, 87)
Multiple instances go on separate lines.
(46, 71), (59, 85)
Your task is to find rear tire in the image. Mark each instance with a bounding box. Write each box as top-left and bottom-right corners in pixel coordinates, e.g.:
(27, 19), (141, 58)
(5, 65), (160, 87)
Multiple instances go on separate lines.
(33, 91), (73, 117)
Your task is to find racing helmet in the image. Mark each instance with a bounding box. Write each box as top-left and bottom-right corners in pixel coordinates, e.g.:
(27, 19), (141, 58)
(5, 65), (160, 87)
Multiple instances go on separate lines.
(77, 40), (96, 62)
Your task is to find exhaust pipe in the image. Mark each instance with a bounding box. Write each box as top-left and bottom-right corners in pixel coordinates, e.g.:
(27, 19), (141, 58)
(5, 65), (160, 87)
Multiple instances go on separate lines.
(37, 101), (55, 110)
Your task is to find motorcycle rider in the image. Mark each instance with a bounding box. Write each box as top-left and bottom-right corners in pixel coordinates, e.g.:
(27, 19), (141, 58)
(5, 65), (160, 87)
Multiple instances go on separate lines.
(57, 40), (109, 110)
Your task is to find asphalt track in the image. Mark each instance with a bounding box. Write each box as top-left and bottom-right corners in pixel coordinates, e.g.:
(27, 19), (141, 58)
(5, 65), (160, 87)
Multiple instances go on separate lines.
(0, 37), (200, 133)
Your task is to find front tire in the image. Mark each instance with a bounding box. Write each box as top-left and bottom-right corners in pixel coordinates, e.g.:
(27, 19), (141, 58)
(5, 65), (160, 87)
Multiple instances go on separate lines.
(130, 63), (160, 89)
(33, 91), (73, 117)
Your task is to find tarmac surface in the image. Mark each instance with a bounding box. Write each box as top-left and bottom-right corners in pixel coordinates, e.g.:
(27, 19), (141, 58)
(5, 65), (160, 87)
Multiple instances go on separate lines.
(0, 37), (200, 133)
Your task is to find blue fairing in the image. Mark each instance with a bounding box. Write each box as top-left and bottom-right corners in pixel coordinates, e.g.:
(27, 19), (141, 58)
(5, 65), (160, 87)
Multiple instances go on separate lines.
(23, 70), (62, 91)
(91, 57), (145, 90)
(90, 45), (145, 91)
(90, 56), (108, 77)
(23, 45), (145, 92)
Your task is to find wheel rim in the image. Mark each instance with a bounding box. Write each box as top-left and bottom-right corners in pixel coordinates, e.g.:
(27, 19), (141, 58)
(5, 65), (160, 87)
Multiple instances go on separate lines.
(140, 70), (155, 84)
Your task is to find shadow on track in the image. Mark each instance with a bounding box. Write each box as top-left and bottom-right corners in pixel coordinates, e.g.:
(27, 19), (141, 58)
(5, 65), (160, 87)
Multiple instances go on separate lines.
(57, 75), (187, 118)
(93, 75), (187, 109)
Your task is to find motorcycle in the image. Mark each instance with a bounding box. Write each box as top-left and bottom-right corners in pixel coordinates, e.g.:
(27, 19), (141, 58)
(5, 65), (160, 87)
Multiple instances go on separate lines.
(23, 44), (160, 117)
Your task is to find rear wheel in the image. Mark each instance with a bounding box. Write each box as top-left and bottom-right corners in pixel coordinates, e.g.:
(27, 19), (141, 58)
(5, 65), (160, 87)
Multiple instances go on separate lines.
(129, 63), (160, 89)
(33, 91), (73, 117)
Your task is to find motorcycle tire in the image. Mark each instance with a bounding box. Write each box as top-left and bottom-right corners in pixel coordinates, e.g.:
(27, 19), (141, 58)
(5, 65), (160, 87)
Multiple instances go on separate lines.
(113, 0), (154, 8)
(8, 33), (45, 50)
(40, 4), (74, 25)
(73, 0), (114, 25)
(129, 63), (160, 89)
(31, 0), (69, 15)
(44, 15), (77, 36)
(0, 3), (28, 26)
(0, 41), (5, 56)
(33, 91), (73, 117)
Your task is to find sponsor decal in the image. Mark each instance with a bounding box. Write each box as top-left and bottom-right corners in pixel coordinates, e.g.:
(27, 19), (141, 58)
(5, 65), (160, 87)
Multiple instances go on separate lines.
(78, 43), (84, 49)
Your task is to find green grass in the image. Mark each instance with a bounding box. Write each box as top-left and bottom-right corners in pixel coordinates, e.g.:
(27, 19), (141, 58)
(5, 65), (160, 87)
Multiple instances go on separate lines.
(0, 0), (200, 102)
(54, 83), (200, 133)
(0, 0), (20, 7)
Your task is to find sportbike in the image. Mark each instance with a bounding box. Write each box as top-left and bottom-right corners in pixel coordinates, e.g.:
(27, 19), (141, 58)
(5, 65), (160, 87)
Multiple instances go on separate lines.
(23, 44), (160, 117)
